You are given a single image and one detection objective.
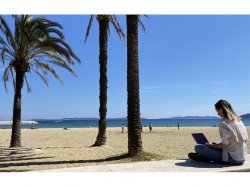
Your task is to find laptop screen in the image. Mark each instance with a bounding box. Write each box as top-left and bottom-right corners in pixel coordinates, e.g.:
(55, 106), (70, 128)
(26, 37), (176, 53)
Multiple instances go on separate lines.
(191, 133), (209, 145)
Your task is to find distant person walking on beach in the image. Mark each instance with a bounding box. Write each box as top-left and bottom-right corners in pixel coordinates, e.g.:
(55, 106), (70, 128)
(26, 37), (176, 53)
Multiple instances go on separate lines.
(188, 99), (249, 165)
(149, 123), (152, 133)
(177, 122), (180, 130)
(121, 124), (125, 133)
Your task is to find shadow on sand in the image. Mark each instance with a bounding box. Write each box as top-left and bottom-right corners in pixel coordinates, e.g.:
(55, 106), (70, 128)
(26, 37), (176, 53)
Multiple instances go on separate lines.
(0, 155), (54, 162)
(175, 159), (231, 168)
(0, 154), (130, 171)
(0, 169), (31, 172)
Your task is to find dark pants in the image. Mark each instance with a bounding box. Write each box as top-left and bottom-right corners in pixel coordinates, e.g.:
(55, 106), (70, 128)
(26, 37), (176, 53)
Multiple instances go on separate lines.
(195, 144), (244, 165)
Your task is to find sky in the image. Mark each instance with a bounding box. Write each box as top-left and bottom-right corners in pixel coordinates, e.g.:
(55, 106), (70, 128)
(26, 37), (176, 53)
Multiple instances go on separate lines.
(1, 15), (250, 119)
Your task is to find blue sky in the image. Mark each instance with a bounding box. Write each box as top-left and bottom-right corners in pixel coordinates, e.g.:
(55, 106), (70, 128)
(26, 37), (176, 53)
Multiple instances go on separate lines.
(0, 15), (250, 119)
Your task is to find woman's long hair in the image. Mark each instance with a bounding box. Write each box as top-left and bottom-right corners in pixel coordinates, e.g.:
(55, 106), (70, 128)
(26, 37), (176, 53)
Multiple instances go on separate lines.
(215, 100), (241, 122)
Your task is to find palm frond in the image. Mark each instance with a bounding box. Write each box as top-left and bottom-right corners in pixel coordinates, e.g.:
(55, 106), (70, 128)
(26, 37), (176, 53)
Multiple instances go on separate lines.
(52, 38), (81, 63)
(46, 28), (64, 39)
(0, 16), (18, 54)
(138, 15), (148, 34)
(32, 51), (77, 77)
(0, 46), (15, 65)
(34, 61), (63, 85)
(13, 15), (20, 49)
(32, 37), (80, 64)
(85, 15), (125, 42)
(2, 61), (15, 94)
(110, 15), (126, 40)
(30, 67), (50, 89)
(3, 65), (10, 93)
(29, 17), (64, 39)
(0, 35), (15, 58)
(47, 60), (76, 77)
(1, 15), (80, 93)
(84, 15), (94, 43)
(35, 40), (73, 62)
(9, 66), (16, 92)
(24, 74), (32, 93)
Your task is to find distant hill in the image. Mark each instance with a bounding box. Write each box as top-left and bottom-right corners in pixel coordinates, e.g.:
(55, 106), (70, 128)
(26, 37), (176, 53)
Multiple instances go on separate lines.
(32, 114), (250, 121)
(240, 114), (250, 119)
(63, 118), (99, 120)
(62, 117), (147, 120)
(168, 116), (219, 119)
(33, 116), (222, 121)
(62, 118), (127, 121)
(29, 114), (250, 122)
(33, 118), (100, 121)
(33, 117), (146, 121)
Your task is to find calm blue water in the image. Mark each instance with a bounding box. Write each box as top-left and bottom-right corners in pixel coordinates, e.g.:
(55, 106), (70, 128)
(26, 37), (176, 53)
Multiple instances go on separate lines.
(1, 118), (250, 129)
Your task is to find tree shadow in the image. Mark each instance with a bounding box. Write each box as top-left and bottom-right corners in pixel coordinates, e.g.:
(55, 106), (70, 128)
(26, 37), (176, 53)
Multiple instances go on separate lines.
(0, 155), (54, 162)
(175, 159), (230, 168)
(90, 144), (99, 147)
(0, 169), (31, 172)
(43, 146), (83, 149)
(0, 153), (130, 170)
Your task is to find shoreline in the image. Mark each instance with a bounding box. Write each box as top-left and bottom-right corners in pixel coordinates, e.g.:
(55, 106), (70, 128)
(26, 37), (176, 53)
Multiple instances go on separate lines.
(1, 126), (245, 131)
(0, 126), (219, 130)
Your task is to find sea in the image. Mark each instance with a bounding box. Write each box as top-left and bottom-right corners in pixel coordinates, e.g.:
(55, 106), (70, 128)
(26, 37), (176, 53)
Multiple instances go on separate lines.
(1, 118), (250, 129)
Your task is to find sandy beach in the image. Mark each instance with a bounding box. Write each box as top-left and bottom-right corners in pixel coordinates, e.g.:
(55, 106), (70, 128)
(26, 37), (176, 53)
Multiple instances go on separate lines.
(0, 127), (250, 171)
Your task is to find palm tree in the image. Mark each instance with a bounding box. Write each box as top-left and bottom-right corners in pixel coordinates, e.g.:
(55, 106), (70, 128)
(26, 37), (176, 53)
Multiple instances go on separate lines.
(0, 15), (80, 147)
(84, 15), (125, 146)
(126, 15), (146, 157)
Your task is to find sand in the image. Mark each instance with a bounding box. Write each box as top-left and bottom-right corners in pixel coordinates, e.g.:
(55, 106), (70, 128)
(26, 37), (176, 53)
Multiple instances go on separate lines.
(0, 127), (250, 171)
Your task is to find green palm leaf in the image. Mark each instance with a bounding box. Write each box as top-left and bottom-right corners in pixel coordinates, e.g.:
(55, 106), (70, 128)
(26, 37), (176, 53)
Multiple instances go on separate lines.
(0, 15), (81, 147)
(0, 15), (81, 92)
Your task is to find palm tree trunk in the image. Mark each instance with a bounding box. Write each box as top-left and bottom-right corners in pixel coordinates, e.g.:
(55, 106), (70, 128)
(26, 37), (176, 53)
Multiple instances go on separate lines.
(10, 70), (25, 148)
(127, 15), (143, 156)
(94, 17), (109, 146)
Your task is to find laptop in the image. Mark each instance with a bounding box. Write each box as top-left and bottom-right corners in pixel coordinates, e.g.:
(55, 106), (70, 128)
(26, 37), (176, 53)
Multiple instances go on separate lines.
(191, 133), (209, 145)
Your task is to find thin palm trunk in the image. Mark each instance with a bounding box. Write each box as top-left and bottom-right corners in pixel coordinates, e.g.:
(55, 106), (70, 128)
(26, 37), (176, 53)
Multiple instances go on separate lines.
(127, 15), (143, 156)
(10, 70), (25, 147)
(94, 18), (109, 146)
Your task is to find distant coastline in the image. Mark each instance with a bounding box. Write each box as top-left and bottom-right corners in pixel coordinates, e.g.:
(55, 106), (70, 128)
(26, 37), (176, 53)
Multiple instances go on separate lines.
(241, 113), (250, 119)
(1, 114), (249, 121)
(31, 116), (220, 121)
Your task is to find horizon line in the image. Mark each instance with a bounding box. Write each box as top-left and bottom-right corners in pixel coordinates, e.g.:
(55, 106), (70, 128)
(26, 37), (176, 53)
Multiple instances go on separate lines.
(22, 115), (221, 120)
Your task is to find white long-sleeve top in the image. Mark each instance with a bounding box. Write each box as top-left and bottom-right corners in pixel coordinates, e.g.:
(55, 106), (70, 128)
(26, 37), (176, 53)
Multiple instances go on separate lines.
(219, 119), (248, 162)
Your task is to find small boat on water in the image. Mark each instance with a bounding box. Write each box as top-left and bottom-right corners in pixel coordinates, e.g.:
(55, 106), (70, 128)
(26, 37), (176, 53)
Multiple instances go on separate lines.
(54, 120), (62, 123)
(0, 120), (39, 125)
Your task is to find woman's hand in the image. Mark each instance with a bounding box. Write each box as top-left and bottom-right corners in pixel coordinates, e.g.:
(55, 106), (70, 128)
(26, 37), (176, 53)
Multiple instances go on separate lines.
(205, 142), (227, 149)
(205, 143), (215, 148)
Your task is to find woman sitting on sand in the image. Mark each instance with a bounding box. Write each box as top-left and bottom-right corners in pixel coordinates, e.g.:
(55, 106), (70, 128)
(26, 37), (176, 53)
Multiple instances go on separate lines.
(188, 99), (249, 165)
